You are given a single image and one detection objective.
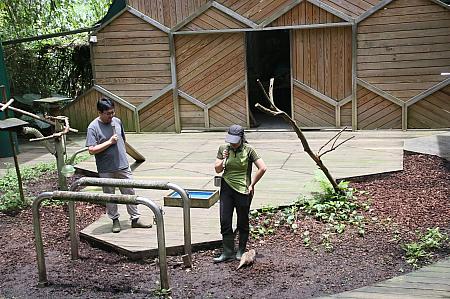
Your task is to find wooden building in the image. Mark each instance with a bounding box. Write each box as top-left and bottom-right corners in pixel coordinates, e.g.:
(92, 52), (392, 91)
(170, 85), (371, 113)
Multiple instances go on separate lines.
(62, 0), (450, 132)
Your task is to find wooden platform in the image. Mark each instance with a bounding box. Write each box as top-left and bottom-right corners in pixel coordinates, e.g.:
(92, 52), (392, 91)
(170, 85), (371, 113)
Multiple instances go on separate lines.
(318, 258), (450, 299)
(69, 130), (448, 259)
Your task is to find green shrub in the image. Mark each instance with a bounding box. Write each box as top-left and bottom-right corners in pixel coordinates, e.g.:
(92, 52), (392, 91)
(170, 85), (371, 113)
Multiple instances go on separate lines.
(403, 228), (449, 268)
(0, 161), (56, 213)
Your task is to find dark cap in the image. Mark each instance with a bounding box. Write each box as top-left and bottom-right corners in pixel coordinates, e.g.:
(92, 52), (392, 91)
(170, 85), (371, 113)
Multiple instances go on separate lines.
(225, 124), (244, 144)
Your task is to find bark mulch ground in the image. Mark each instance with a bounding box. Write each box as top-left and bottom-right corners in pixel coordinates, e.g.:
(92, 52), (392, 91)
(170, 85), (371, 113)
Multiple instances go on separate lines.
(0, 151), (449, 298)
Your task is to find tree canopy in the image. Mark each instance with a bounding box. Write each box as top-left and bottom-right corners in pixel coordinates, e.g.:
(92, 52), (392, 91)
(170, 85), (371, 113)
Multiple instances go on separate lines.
(0, 0), (112, 43)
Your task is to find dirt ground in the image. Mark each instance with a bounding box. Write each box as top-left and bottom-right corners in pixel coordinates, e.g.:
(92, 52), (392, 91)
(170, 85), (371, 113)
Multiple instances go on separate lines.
(0, 151), (449, 298)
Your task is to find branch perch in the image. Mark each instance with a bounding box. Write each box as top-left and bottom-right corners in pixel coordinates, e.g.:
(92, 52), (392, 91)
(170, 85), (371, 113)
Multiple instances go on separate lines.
(255, 79), (354, 194)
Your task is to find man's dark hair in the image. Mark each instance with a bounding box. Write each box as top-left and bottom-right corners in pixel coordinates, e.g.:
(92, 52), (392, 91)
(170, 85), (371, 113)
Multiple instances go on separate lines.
(97, 98), (115, 113)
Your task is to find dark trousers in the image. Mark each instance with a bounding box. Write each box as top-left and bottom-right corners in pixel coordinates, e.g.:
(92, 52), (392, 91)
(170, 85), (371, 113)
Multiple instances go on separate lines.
(219, 180), (252, 236)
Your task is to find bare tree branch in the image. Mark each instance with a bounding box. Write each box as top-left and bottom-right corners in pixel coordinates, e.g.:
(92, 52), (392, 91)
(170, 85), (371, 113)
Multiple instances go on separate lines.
(255, 78), (354, 194)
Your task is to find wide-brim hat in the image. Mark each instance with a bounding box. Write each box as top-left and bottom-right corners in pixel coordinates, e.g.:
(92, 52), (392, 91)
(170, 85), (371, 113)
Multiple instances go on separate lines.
(225, 124), (244, 144)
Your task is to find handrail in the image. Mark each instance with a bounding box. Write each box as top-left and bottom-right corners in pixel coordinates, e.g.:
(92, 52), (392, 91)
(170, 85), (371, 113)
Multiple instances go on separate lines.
(32, 191), (169, 290)
(68, 177), (192, 266)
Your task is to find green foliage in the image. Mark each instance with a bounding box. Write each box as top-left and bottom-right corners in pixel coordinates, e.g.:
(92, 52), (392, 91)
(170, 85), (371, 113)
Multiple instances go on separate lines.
(0, 161), (56, 212)
(1, 0), (112, 99)
(403, 228), (449, 268)
(0, 0), (112, 41)
(296, 176), (368, 236)
(6, 44), (93, 99)
(249, 205), (276, 239)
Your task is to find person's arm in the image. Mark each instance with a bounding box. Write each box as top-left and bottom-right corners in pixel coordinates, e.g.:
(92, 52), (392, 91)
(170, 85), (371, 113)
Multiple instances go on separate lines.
(214, 147), (229, 173)
(88, 134), (118, 155)
(248, 158), (267, 195)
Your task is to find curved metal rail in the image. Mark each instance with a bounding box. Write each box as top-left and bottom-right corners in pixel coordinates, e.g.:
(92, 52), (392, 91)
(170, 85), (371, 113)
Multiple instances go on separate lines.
(33, 191), (169, 290)
(68, 177), (192, 266)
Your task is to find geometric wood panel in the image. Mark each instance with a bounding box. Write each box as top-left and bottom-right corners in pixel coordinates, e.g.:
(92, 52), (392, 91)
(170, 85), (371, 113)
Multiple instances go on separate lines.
(357, 86), (402, 130)
(209, 87), (247, 128)
(127, 0), (209, 28)
(357, 0), (450, 101)
(94, 11), (171, 106)
(293, 85), (336, 127)
(292, 26), (352, 101)
(175, 33), (245, 105)
(271, 1), (343, 26)
(320, 0), (379, 19)
(216, 0), (295, 24)
(408, 85), (450, 129)
(61, 88), (135, 132)
(138, 91), (175, 132)
(180, 7), (246, 31)
(179, 98), (204, 129)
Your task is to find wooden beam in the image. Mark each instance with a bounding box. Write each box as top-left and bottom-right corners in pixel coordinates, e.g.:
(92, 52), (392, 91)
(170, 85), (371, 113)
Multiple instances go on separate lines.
(206, 81), (245, 109)
(204, 107), (210, 128)
(306, 0), (354, 23)
(171, 2), (212, 32)
(211, 1), (258, 29)
(356, 79), (404, 107)
(355, 0), (394, 24)
(258, 0), (303, 28)
(134, 109), (141, 133)
(178, 91), (207, 109)
(293, 79), (338, 107)
(172, 22), (351, 35)
(339, 95), (353, 107)
(169, 33), (181, 133)
(127, 6), (170, 33)
(402, 103), (407, 131)
(352, 24), (357, 131)
(430, 0), (450, 10)
(336, 105), (341, 128)
(136, 84), (173, 111)
(93, 85), (136, 111)
(406, 78), (450, 107)
(91, 6), (128, 36)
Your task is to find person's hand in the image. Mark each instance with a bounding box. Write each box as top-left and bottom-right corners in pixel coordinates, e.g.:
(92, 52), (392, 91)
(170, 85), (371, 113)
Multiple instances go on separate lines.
(248, 185), (254, 196)
(109, 134), (118, 144)
(222, 148), (229, 159)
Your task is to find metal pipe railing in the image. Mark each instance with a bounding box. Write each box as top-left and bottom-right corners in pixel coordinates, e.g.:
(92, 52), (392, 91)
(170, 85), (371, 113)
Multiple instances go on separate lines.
(32, 191), (169, 290)
(68, 177), (192, 266)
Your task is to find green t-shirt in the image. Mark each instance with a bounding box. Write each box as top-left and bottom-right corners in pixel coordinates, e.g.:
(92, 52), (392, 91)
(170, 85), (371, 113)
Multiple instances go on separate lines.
(217, 143), (260, 194)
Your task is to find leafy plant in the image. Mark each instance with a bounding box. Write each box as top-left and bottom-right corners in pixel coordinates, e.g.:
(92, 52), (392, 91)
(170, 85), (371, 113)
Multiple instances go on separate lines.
(402, 227), (449, 268)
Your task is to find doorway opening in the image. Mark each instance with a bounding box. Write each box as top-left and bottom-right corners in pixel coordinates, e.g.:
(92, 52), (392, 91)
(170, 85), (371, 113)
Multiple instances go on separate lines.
(246, 29), (291, 129)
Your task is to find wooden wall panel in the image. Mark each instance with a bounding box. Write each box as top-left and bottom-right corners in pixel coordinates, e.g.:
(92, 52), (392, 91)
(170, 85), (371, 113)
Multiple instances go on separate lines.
(175, 33), (246, 105)
(179, 98), (204, 128)
(357, 0), (450, 101)
(94, 11), (171, 106)
(209, 87), (247, 128)
(292, 27), (352, 101)
(217, 0), (295, 24)
(340, 102), (352, 127)
(138, 91), (175, 132)
(320, 0), (379, 19)
(271, 1), (343, 26)
(357, 86), (401, 130)
(293, 86), (335, 127)
(408, 86), (450, 129)
(61, 89), (135, 132)
(128, 0), (209, 28)
(181, 7), (246, 31)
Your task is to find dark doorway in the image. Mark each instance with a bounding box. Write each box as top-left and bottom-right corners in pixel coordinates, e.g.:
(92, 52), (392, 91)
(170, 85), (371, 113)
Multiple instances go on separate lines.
(246, 29), (291, 129)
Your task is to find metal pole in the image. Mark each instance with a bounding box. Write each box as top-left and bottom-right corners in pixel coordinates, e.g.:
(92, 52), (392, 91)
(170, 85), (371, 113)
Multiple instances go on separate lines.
(33, 191), (170, 290)
(1, 87), (25, 204)
(167, 183), (192, 266)
(136, 197), (169, 290)
(32, 192), (54, 287)
(68, 177), (192, 266)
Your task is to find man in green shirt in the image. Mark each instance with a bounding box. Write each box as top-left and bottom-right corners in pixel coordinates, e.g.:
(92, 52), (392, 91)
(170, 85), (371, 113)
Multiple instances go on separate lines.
(213, 125), (267, 263)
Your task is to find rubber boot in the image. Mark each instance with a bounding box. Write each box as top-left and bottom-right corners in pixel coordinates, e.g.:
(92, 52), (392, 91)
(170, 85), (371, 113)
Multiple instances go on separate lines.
(213, 235), (235, 263)
(235, 232), (249, 261)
